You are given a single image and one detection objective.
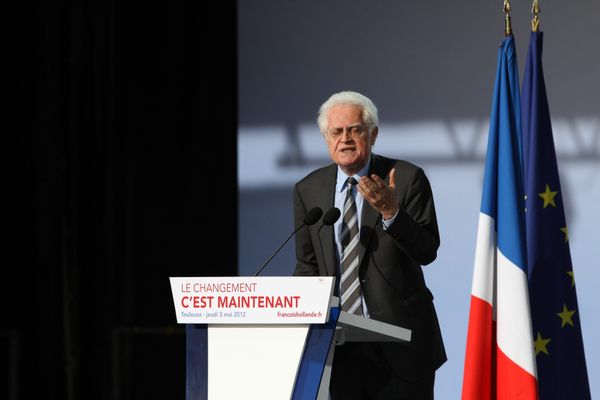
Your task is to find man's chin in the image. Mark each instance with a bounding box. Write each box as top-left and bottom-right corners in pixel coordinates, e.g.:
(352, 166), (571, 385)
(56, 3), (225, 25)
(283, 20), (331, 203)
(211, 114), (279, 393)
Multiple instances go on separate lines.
(337, 159), (366, 174)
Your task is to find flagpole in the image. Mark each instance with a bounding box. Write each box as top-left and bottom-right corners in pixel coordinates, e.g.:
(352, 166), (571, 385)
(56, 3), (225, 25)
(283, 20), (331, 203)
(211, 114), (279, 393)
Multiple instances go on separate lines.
(503, 0), (512, 36)
(531, 0), (540, 32)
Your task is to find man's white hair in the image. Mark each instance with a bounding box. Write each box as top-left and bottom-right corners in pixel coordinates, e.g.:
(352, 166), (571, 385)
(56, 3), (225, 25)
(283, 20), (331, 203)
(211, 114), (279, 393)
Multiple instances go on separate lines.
(317, 91), (379, 136)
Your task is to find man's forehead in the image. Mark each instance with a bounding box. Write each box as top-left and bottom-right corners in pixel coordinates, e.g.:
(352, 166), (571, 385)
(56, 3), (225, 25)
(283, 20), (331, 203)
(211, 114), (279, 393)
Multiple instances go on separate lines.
(328, 105), (362, 124)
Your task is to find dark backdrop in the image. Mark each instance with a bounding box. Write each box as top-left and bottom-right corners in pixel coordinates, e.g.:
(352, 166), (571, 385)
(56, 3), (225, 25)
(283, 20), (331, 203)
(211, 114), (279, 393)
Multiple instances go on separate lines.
(5, 2), (237, 399)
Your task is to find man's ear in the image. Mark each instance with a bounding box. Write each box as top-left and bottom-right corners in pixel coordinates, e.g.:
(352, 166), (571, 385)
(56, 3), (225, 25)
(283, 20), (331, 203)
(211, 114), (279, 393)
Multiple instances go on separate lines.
(370, 126), (378, 146)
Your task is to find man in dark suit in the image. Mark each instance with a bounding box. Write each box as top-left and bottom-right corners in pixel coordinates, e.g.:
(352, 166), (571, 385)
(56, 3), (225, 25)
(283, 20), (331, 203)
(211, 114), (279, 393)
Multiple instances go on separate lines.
(293, 91), (446, 399)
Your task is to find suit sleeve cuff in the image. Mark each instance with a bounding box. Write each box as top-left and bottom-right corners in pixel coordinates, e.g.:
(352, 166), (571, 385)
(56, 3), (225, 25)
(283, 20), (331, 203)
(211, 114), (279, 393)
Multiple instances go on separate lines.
(381, 209), (400, 230)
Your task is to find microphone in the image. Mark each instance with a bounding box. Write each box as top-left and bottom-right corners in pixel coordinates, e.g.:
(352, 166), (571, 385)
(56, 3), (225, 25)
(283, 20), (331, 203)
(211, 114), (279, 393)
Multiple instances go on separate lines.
(322, 207), (341, 226)
(253, 207), (323, 276)
(317, 207), (341, 276)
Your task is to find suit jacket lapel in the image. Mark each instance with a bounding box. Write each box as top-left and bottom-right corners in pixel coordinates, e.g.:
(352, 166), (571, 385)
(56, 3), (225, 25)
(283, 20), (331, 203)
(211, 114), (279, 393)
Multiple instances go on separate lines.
(316, 165), (337, 277)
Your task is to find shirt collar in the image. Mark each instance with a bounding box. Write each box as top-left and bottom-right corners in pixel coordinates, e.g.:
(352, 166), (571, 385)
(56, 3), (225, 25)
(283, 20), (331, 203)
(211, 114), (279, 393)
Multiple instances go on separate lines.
(336, 158), (371, 193)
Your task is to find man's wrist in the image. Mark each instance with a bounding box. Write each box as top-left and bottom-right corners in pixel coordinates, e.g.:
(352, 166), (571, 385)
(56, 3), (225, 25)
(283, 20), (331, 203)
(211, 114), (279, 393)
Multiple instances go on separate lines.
(382, 208), (400, 228)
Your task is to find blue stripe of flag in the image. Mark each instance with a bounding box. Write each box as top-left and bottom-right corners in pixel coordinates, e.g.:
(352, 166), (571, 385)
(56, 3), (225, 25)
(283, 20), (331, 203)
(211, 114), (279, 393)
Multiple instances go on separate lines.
(480, 34), (527, 272)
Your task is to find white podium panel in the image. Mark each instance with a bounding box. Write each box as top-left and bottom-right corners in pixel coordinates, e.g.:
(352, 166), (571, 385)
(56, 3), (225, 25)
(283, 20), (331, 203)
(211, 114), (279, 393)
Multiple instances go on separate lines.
(208, 325), (309, 400)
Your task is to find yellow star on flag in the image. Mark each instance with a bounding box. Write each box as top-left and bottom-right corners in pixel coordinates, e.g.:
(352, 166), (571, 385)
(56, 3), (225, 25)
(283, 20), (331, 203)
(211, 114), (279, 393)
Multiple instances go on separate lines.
(567, 270), (575, 287)
(557, 304), (576, 328)
(561, 226), (569, 243)
(538, 184), (558, 208)
(534, 332), (551, 356)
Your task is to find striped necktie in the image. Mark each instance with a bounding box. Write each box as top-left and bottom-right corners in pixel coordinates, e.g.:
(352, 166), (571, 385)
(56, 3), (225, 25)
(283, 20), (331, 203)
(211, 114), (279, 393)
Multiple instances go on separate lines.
(340, 177), (363, 316)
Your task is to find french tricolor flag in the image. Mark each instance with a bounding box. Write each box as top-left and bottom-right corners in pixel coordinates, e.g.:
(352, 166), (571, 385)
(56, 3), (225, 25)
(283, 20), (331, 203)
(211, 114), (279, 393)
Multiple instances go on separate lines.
(462, 35), (538, 399)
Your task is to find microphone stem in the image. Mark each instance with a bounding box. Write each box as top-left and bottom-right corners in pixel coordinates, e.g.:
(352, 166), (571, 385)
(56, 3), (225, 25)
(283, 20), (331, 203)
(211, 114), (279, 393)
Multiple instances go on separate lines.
(254, 223), (305, 276)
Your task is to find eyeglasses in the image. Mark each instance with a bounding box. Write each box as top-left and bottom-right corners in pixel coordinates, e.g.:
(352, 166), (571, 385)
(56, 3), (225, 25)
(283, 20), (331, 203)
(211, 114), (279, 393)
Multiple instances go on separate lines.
(326, 124), (368, 140)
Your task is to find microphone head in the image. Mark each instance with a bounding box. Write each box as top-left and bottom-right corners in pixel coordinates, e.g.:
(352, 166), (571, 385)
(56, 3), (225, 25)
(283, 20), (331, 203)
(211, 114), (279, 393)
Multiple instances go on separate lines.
(322, 207), (341, 226)
(304, 207), (323, 226)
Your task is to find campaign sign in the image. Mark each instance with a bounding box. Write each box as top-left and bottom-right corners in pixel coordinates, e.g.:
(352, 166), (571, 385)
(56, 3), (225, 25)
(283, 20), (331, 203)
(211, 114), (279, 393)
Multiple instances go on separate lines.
(170, 276), (334, 324)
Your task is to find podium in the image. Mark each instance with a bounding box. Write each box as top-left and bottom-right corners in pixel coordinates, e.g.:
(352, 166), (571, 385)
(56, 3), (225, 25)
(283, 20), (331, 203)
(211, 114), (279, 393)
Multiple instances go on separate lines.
(170, 277), (411, 400)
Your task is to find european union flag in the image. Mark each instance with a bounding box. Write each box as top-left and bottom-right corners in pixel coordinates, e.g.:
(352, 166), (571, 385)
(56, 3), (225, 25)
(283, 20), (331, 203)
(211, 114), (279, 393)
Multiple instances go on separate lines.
(522, 31), (591, 400)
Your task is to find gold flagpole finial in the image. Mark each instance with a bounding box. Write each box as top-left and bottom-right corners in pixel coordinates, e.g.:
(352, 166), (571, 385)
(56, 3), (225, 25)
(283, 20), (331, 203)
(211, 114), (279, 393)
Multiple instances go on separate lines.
(532, 0), (540, 32)
(503, 0), (512, 36)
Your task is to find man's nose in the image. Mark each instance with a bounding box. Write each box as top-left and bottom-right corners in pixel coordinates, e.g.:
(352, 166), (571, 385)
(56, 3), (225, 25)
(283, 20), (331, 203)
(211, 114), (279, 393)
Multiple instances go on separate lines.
(341, 130), (354, 141)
